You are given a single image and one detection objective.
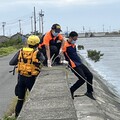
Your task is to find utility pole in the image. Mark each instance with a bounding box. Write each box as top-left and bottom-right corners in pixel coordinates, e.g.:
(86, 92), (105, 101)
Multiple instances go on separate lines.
(31, 16), (33, 34)
(109, 26), (111, 33)
(39, 9), (44, 35)
(66, 26), (68, 33)
(2, 22), (6, 36)
(83, 26), (85, 33)
(19, 20), (22, 34)
(89, 27), (91, 32)
(103, 24), (104, 32)
(39, 12), (41, 34)
(34, 7), (36, 34)
(66, 26), (68, 37)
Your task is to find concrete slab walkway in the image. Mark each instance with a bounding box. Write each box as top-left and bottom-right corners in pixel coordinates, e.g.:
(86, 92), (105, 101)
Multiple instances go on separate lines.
(17, 66), (77, 120)
(17, 65), (120, 120)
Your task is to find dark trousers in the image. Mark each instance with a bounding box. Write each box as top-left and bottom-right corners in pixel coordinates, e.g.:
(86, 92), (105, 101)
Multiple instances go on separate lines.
(40, 43), (61, 65)
(70, 64), (93, 94)
(15, 74), (36, 117)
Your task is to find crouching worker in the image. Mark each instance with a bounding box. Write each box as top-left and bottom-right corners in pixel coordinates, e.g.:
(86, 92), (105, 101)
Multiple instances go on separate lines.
(62, 31), (95, 100)
(9, 35), (45, 118)
(38, 23), (64, 67)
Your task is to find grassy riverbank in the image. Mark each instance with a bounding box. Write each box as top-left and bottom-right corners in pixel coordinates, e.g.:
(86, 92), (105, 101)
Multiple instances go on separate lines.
(0, 38), (24, 57)
(0, 46), (17, 57)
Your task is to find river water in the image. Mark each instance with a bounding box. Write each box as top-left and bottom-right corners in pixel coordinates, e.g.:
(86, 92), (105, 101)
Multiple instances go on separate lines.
(77, 37), (120, 96)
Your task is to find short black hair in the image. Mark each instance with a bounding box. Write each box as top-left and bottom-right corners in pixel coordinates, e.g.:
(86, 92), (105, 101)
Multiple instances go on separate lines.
(69, 31), (78, 37)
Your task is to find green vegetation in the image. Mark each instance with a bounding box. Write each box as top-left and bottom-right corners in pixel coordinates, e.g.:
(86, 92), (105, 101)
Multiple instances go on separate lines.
(2, 97), (17, 120)
(2, 91), (30, 120)
(77, 45), (84, 50)
(3, 116), (16, 120)
(87, 49), (104, 62)
(0, 47), (17, 56)
(0, 38), (23, 56)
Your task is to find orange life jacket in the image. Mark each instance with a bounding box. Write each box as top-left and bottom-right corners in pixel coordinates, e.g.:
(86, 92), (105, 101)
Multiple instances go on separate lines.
(17, 47), (41, 77)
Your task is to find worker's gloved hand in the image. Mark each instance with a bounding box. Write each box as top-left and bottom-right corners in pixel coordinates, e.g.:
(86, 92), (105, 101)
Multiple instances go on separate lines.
(47, 59), (52, 67)
(61, 60), (68, 64)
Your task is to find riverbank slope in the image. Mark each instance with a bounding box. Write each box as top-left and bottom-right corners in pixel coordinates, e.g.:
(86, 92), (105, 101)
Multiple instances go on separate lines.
(17, 63), (120, 120)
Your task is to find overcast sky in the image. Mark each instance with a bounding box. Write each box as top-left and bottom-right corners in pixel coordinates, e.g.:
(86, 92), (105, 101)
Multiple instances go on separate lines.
(0, 0), (120, 36)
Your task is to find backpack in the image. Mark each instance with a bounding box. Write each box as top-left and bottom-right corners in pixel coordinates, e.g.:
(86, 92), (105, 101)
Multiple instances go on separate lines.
(39, 34), (45, 44)
(17, 47), (41, 77)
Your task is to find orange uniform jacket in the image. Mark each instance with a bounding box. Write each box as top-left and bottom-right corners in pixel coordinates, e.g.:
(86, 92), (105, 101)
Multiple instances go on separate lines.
(39, 31), (63, 48)
(62, 40), (82, 68)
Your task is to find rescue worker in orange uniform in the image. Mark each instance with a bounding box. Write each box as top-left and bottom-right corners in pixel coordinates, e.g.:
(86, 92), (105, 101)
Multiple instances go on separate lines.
(38, 23), (64, 67)
(62, 31), (95, 100)
(9, 35), (45, 117)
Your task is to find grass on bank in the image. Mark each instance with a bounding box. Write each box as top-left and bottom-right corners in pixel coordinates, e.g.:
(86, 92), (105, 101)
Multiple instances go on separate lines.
(0, 37), (24, 57)
(0, 46), (17, 57)
(3, 97), (18, 120)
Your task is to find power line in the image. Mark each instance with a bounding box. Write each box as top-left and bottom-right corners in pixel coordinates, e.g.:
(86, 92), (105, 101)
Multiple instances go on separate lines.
(0, 9), (45, 35)
(5, 13), (32, 23)
(7, 20), (18, 26)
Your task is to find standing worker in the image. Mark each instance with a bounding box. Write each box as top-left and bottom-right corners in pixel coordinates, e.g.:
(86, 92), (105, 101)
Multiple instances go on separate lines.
(38, 23), (64, 67)
(62, 31), (95, 100)
(9, 35), (45, 117)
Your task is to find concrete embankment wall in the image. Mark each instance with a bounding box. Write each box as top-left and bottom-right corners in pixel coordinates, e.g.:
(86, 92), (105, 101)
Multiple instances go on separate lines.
(17, 64), (120, 120)
(17, 66), (78, 120)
